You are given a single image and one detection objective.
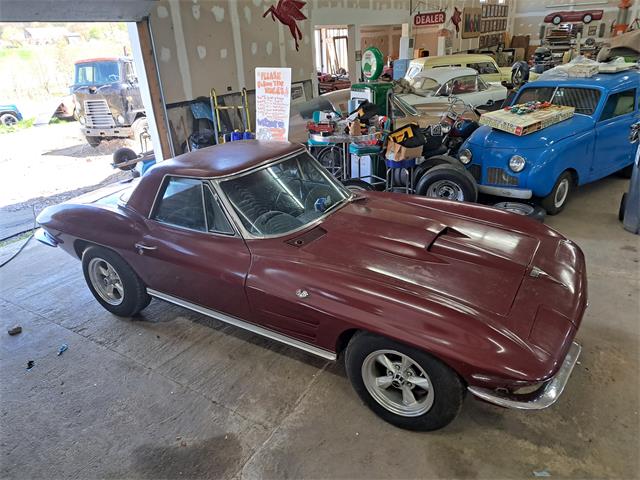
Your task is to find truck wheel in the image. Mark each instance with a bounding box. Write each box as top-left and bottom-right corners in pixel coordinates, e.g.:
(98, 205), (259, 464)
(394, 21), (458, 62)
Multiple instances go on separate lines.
(415, 165), (478, 202)
(541, 171), (573, 215)
(345, 331), (465, 431)
(1, 113), (19, 126)
(113, 147), (138, 171)
(619, 193), (627, 222)
(511, 61), (530, 87)
(87, 136), (102, 148)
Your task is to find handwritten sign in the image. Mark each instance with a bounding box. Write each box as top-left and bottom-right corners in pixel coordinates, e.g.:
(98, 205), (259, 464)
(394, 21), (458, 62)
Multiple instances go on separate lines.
(413, 11), (446, 27)
(255, 67), (292, 141)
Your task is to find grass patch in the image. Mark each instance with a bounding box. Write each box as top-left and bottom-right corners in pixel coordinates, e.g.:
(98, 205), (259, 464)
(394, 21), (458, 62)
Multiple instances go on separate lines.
(0, 117), (35, 134)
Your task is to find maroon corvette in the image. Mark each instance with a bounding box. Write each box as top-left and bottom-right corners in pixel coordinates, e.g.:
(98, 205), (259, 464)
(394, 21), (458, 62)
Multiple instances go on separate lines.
(36, 140), (586, 430)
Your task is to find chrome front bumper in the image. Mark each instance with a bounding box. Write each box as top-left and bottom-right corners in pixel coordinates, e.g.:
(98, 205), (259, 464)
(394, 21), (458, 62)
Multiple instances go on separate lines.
(34, 228), (58, 247)
(83, 126), (133, 138)
(467, 342), (582, 410)
(479, 184), (533, 199)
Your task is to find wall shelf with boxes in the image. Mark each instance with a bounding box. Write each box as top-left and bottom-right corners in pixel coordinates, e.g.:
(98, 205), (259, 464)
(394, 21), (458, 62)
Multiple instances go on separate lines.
(479, 3), (509, 48)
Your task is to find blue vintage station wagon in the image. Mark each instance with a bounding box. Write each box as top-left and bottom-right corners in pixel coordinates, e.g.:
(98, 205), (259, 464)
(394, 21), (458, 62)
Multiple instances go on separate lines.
(458, 70), (640, 214)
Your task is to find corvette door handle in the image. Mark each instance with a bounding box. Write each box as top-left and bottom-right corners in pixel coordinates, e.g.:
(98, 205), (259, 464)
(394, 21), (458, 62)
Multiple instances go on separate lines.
(135, 242), (157, 254)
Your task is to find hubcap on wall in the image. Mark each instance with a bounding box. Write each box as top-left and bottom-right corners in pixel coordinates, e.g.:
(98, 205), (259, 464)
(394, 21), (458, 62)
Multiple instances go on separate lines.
(88, 258), (124, 306)
(361, 349), (435, 417)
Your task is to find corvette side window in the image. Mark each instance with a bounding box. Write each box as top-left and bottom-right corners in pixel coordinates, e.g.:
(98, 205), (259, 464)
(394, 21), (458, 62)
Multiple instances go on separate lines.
(203, 186), (235, 235)
(152, 177), (206, 231)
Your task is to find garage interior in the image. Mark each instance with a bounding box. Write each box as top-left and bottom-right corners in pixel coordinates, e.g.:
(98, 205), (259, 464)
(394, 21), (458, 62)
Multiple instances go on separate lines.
(1, 0), (639, 479)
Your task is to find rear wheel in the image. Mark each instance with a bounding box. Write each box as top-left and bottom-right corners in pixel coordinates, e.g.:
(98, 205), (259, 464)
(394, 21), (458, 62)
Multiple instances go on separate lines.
(82, 246), (151, 317)
(316, 145), (343, 178)
(345, 331), (465, 431)
(541, 171), (573, 215)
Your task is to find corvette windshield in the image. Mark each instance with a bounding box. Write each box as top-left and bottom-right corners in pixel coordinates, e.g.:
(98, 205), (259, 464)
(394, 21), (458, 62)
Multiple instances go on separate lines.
(220, 153), (350, 236)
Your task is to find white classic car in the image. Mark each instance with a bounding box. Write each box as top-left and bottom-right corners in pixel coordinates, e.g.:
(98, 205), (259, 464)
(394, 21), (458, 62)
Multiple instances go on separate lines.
(399, 67), (508, 111)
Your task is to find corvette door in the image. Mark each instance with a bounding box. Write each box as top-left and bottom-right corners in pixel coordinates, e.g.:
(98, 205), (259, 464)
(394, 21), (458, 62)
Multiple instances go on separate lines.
(134, 177), (252, 319)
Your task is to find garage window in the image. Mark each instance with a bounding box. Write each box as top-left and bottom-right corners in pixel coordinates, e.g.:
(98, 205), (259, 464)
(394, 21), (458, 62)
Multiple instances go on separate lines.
(599, 89), (636, 122)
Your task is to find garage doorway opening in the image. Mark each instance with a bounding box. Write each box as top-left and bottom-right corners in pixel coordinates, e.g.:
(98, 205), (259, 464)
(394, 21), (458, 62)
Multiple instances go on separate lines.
(0, 21), (152, 242)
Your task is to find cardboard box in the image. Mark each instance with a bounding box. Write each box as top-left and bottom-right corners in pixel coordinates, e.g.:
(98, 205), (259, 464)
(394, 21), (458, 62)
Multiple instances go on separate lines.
(479, 105), (575, 136)
(385, 140), (423, 161)
(566, 63), (599, 78)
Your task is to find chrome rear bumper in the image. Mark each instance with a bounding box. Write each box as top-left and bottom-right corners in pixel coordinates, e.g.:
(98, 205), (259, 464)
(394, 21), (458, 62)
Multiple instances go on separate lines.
(467, 341), (581, 410)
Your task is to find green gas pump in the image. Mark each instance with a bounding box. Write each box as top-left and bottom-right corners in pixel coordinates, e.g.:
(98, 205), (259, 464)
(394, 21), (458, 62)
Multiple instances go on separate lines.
(349, 46), (393, 117)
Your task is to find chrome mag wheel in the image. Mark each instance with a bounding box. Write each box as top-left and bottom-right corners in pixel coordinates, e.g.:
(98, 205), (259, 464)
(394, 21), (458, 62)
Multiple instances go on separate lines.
(361, 349), (435, 417)
(425, 180), (464, 201)
(88, 257), (125, 306)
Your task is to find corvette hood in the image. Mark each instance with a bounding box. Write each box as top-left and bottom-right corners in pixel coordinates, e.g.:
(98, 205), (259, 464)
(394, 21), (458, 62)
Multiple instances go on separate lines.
(468, 114), (594, 150)
(301, 194), (541, 317)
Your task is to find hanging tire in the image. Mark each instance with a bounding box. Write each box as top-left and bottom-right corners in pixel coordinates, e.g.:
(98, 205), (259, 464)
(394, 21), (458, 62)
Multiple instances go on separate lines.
(345, 331), (465, 431)
(343, 179), (374, 192)
(81, 246), (151, 317)
(541, 171), (573, 215)
(112, 147), (138, 171)
(0, 113), (19, 126)
(415, 164), (478, 202)
(493, 202), (546, 222)
(511, 61), (530, 87)
(619, 193), (627, 222)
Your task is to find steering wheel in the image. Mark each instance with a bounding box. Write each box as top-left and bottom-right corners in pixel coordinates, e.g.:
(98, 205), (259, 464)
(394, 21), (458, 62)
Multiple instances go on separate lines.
(304, 186), (335, 212)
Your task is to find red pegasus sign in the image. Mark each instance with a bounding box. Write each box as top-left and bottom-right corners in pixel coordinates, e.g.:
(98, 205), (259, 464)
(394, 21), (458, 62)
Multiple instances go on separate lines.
(263, 0), (308, 51)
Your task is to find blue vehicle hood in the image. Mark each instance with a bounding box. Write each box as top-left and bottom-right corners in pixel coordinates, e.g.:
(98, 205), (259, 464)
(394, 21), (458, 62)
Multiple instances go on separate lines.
(468, 115), (594, 150)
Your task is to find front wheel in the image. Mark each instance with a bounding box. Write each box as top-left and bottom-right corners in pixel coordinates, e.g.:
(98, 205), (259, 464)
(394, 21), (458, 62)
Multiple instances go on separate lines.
(86, 136), (102, 148)
(541, 171), (573, 215)
(345, 332), (465, 431)
(82, 246), (151, 317)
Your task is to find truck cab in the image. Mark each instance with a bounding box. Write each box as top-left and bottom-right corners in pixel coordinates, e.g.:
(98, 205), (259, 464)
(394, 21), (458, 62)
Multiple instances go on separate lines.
(72, 57), (146, 147)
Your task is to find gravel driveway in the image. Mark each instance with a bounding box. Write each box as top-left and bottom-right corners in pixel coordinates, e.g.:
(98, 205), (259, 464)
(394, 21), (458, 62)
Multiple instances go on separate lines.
(0, 121), (134, 239)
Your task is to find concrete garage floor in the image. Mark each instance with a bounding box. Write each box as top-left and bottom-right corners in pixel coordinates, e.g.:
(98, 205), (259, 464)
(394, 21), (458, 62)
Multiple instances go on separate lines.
(1, 176), (638, 479)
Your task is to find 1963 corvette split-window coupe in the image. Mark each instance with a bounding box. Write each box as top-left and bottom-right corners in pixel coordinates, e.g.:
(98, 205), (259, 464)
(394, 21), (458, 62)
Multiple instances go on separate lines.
(36, 141), (586, 430)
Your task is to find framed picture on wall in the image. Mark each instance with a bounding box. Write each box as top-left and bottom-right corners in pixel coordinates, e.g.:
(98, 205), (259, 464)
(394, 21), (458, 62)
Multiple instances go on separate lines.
(482, 5), (487, 18)
(588, 25), (597, 36)
(462, 7), (482, 38)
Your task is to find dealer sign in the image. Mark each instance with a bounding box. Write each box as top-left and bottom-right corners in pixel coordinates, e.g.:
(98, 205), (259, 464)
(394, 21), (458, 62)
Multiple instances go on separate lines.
(413, 11), (446, 27)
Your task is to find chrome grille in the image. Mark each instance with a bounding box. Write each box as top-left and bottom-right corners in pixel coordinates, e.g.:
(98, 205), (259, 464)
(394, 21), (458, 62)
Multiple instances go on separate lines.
(487, 167), (518, 186)
(468, 164), (481, 182)
(84, 99), (115, 128)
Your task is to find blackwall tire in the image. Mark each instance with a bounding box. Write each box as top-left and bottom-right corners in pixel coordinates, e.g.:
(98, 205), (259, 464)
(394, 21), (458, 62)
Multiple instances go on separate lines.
(619, 193), (627, 222)
(541, 171), (573, 215)
(617, 164), (633, 179)
(343, 179), (374, 192)
(87, 136), (102, 148)
(113, 147), (138, 171)
(493, 202), (546, 222)
(552, 15), (562, 25)
(82, 246), (151, 317)
(415, 164), (478, 202)
(345, 331), (465, 431)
